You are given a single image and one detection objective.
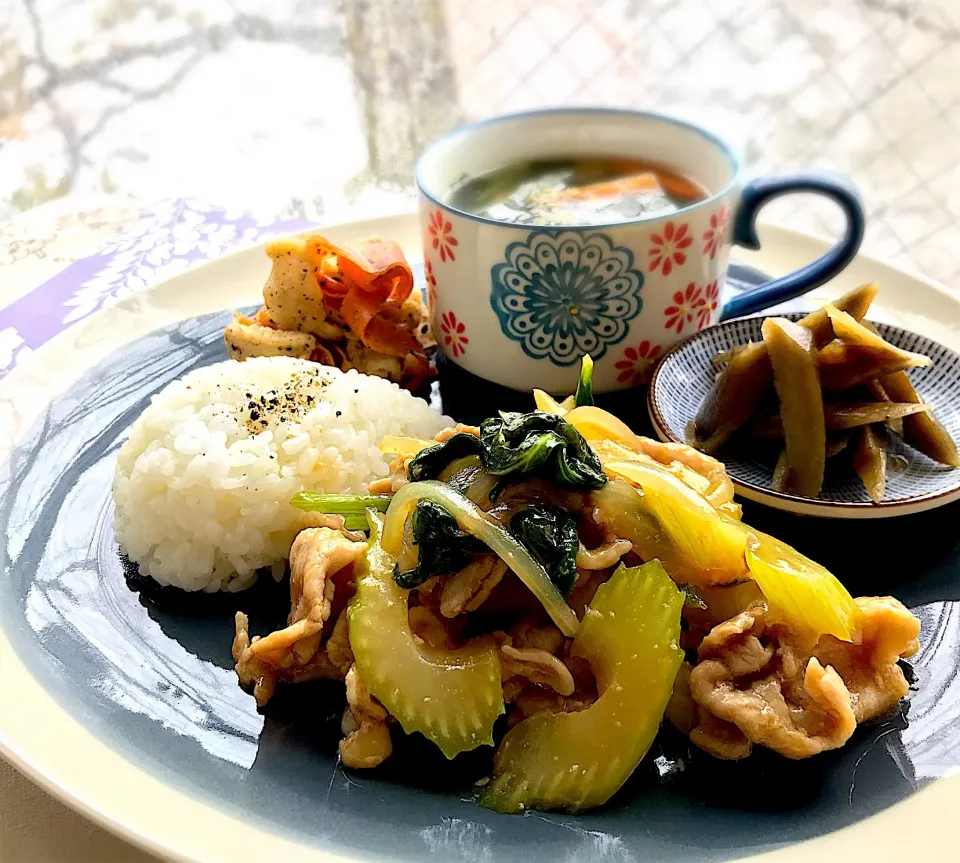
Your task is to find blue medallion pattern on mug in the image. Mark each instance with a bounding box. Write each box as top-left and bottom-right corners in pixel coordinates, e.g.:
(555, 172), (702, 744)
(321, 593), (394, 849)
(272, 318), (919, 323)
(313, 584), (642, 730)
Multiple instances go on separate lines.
(490, 231), (644, 365)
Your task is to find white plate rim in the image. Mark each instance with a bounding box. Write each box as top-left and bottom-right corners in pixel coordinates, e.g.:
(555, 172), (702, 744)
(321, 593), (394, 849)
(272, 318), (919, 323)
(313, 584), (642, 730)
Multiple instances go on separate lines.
(1, 211), (959, 863)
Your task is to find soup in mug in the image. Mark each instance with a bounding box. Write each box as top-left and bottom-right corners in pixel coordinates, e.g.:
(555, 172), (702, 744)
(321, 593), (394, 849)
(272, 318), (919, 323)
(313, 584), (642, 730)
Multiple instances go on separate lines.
(449, 156), (708, 226)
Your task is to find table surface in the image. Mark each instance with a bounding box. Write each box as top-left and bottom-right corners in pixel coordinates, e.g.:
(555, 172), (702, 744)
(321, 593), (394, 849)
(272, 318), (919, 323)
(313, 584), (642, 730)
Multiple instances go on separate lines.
(0, 760), (156, 863)
(0, 195), (179, 862)
(0, 191), (954, 862)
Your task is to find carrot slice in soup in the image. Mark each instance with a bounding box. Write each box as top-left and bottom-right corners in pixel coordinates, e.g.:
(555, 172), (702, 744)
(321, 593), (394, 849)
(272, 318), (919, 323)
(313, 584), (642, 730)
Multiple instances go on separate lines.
(547, 172), (662, 203)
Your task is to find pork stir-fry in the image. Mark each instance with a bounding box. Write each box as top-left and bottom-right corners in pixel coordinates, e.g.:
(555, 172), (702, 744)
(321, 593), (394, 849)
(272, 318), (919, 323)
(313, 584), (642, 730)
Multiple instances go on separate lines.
(669, 596), (919, 759)
(232, 526), (366, 706)
(232, 358), (922, 814)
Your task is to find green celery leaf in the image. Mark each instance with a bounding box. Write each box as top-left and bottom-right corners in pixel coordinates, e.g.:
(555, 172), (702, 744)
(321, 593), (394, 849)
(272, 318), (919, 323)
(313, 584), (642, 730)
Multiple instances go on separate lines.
(479, 411), (606, 490)
(394, 499), (488, 589)
(510, 506), (580, 598)
(407, 433), (483, 483)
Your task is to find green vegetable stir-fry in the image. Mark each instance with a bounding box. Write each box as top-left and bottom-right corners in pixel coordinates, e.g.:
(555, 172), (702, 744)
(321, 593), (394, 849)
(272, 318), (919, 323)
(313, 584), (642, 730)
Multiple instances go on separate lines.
(408, 432), (482, 483)
(508, 507), (579, 598)
(291, 492), (391, 530)
(574, 353), (594, 407)
(482, 560), (683, 813)
(479, 411), (607, 489)
(382, 480), (579, 636)
(394, 499), (487, 589)
(254, 355), (919, 816)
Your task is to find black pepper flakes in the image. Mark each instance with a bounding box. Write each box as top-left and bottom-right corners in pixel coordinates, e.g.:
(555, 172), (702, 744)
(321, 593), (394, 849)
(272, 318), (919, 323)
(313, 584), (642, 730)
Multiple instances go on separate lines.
(239, 369), (330, 435)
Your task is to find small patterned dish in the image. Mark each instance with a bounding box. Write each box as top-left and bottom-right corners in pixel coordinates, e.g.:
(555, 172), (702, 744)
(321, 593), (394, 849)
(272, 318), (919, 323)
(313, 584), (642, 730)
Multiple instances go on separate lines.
(647, 313), (960, 518)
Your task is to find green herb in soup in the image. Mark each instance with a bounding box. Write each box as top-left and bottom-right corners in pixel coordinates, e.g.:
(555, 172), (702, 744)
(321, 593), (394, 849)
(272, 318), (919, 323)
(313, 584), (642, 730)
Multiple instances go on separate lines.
(450, 156), (707, 226)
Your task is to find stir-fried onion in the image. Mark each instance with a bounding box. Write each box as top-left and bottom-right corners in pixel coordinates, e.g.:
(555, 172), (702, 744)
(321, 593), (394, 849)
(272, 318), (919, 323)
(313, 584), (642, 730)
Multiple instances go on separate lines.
(381, 481), (580, 636)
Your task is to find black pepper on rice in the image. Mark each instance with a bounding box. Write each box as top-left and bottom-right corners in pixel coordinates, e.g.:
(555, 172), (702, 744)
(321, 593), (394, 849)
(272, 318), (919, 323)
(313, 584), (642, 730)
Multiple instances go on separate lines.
(241, 367), (330, 435)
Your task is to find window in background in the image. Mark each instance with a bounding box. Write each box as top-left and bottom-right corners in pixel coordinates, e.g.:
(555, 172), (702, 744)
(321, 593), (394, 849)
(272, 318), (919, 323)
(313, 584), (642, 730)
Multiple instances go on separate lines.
(1, 0), (957, 285)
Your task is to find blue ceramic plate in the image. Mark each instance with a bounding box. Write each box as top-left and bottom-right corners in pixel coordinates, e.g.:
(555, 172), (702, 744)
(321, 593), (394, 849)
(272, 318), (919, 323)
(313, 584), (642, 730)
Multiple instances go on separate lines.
(1, 225), (959, 863)
(648, 314), (960, 518)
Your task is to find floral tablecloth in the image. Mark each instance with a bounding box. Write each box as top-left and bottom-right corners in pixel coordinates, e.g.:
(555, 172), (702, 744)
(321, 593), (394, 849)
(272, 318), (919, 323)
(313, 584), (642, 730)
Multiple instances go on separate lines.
(0, 194), (316, 863)
(1, 195), (311, 379)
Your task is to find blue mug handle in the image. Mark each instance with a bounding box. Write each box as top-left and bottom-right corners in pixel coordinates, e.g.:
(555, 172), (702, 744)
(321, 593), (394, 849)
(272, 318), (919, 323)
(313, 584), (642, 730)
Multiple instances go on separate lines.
(719, 172), (865, 321)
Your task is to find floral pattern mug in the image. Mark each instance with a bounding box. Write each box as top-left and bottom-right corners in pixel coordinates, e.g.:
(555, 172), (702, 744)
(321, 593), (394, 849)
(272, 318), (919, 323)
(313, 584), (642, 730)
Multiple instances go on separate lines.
(416, 108), (864, 394)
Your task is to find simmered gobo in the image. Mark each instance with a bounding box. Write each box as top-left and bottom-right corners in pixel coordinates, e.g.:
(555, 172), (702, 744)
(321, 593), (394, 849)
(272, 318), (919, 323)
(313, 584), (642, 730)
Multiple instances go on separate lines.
(691, 340), (774, 454)
(820, 306), (931, 391)
(819, 342), (931, 391)
(348, 511), (505, 759)
(762, 317), (825, 497)
(691, 283), (878, 452)
(852, 423), (887, 503)
(863, 378), (903, 436)
(743, 401), (932, 438)
(480, 560), (684, 813)
(881, 370), (960, 466)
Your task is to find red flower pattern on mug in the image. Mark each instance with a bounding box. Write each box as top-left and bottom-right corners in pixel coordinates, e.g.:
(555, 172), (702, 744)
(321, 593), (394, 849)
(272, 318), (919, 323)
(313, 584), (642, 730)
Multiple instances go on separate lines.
(428, 209), (459, 262)
(663, 282), (703, 334)
(697, 279), (720, 329)
(614, 340), (662, 386)
(424, 258), (437, 310)
(647, 221), (692, 275)
(440, 310), (468, 357)
(702, 206), (729, 259)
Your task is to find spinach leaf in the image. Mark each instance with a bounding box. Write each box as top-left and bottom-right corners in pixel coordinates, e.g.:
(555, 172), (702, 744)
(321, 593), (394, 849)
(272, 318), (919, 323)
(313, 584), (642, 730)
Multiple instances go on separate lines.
(407, 433), (482, 483)
(574, 354), (594, 407)
(479, 411), (607, 489)
(509, 506), (579, 598)
(394, 499), (487, 589)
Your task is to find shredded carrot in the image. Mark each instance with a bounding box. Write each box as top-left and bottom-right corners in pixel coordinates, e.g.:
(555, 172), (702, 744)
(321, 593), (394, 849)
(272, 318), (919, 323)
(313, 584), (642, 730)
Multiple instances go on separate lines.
(317, 276), (350, 298)
(253, 308), (275, 328)
(303, 236), (413, 303)
(302, 235), (418, 357)
(341, 287), (421, 358)
(656, 173), (705, 201)
(546, 172), (662, 203)
(341, 238), (415, 301)
(363, 317), (424, 358)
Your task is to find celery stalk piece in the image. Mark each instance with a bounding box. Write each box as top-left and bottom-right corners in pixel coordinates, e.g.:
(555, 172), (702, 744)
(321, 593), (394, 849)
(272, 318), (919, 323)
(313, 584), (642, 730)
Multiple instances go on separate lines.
(481, 560), (684, 813)
(746, 530), (862, 642)
(348, 511), (505, 759)
(291, 492), (392, 530)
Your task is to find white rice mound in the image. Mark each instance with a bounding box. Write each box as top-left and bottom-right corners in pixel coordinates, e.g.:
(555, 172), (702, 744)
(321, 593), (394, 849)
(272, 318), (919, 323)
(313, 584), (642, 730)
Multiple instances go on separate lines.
(113, 356), (450, 592)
